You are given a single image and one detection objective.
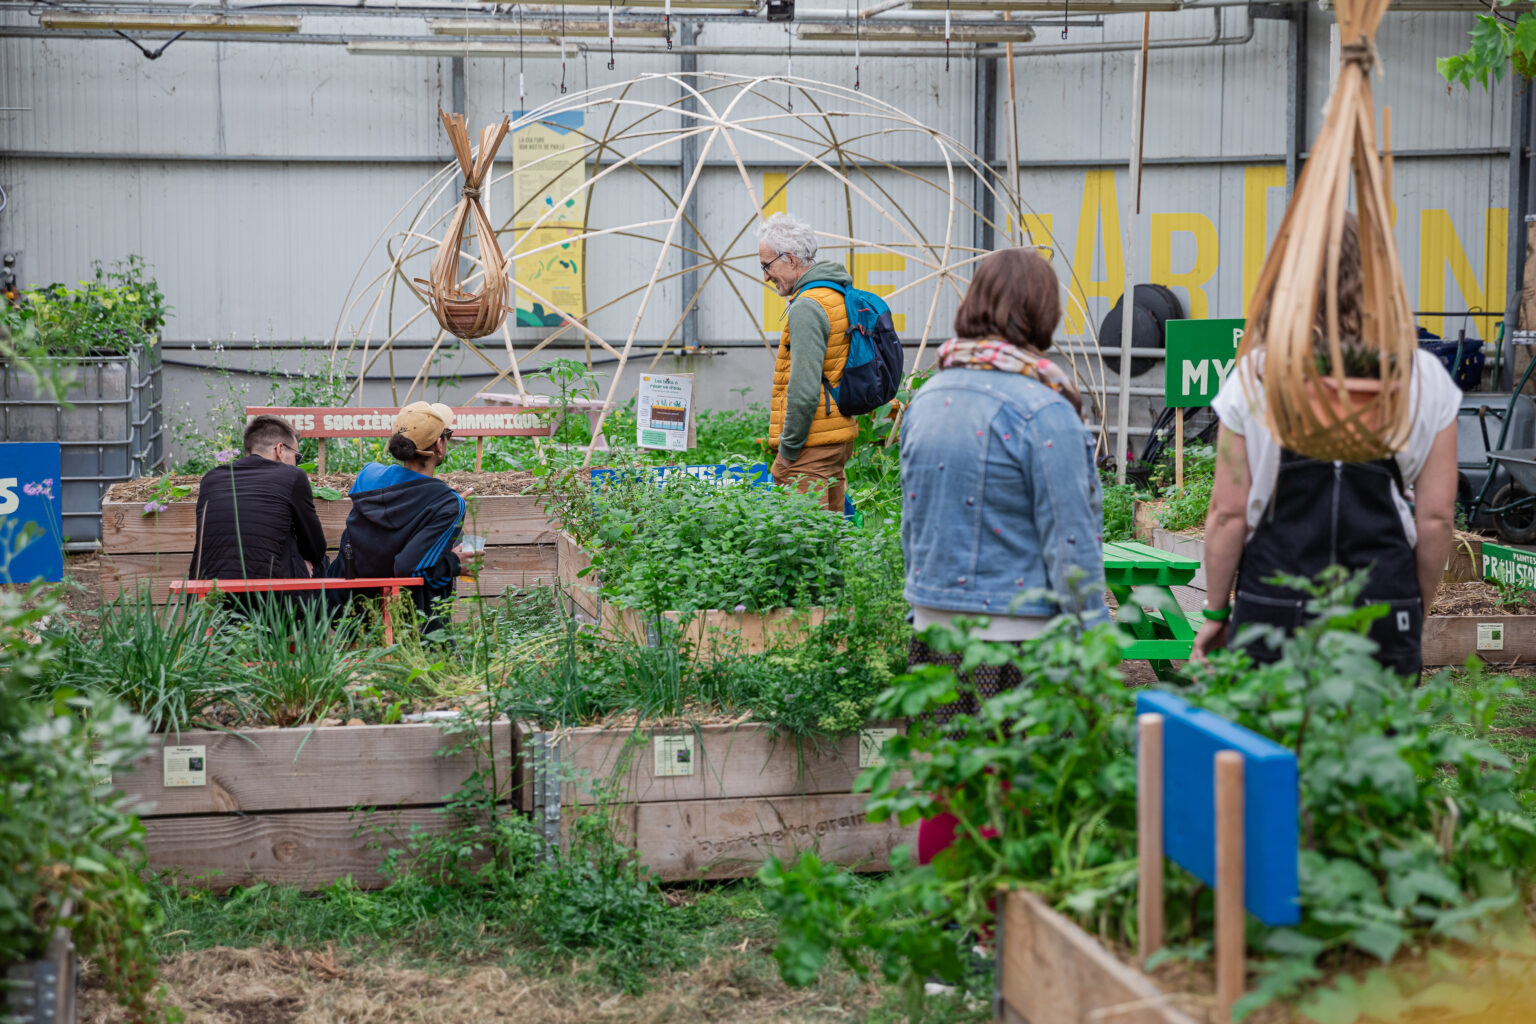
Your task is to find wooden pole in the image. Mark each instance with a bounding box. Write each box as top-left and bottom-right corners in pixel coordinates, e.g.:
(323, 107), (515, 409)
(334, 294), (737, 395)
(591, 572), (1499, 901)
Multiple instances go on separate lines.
(475, 435), (484, 472)
(1174, 409), (1184, 490)
(1216, 750), (1245, 1022)
(1004, 12), (1022, 244)
(1137, 712), (1166, 964)
(318, 441), (327, 476)
(1116, 12), (1152, 484)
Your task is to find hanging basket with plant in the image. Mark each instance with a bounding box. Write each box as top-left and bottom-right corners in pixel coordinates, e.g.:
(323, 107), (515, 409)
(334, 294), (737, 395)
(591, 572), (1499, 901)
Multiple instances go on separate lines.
(419, 111), (512, 341)
(1238, 0), (1415, 463)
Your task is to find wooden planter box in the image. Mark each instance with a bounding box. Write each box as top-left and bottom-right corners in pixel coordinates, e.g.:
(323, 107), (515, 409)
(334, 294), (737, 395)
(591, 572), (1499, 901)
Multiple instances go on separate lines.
(114, 721), (513, 891)
(996, 889), (1198, 1024)
(1139, 528), (1526, 666)
(99, 493), (556, 603)
(554, 530), (827, 655)
(514, 720), (913, 881)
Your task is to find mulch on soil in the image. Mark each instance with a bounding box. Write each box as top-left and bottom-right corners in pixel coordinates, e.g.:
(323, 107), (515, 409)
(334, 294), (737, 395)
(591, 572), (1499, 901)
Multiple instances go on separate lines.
(105, 471), (538, 504)
(79, 944), (892, 1024)
(1431, 580), (1536, 617)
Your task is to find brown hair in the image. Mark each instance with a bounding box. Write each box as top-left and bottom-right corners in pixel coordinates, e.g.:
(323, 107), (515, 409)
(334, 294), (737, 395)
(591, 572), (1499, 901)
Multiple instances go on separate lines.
(953, 247), (1061, 352)
(1316, 211), (1363, 343)
(388, 432), (422, 462)
(243, 414), (298, 455)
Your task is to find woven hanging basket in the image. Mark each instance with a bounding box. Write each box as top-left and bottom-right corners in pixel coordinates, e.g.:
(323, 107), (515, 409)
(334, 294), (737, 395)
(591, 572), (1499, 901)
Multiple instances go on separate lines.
(1238, 0), (1414, 463)
(421, 111), (512, 341)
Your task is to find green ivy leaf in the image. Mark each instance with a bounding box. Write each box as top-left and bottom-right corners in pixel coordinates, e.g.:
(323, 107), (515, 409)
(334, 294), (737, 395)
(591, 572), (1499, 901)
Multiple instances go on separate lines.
(312, 486), (347, 501)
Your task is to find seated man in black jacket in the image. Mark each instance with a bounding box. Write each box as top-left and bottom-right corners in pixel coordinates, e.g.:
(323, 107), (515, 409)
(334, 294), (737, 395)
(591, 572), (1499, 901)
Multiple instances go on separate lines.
(189, 414), (328, 596)
(328, 402), (466, 632)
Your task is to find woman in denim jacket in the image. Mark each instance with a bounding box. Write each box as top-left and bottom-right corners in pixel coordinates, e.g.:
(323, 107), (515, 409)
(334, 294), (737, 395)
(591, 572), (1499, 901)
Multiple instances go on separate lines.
(899, 246), (1109, 863)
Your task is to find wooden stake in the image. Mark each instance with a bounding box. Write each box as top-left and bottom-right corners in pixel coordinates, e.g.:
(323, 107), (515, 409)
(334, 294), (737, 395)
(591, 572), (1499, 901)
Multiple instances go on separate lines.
(318, 441), (327, 476)
(1215, 750), (1245, 1022)
(1174, 410), (1184, 490)
(1137, 713), (1166, 964)
(475, 436), (484, 472)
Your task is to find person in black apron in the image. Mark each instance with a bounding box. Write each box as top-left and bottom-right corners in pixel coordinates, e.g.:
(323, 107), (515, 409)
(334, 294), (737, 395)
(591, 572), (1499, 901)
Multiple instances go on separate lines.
(1230, 450), (1423, 676)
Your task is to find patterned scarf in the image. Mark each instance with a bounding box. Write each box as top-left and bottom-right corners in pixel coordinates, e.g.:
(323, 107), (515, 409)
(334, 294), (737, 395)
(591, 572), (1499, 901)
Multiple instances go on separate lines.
(936, 338), (1085, 418)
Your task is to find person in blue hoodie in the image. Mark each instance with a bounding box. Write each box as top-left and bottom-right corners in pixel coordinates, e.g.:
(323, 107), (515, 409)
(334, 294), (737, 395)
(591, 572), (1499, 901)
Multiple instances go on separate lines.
(329, 401), (465, 633)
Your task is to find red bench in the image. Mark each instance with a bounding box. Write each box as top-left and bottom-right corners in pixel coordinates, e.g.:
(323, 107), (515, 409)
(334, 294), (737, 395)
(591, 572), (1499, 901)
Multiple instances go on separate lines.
(168, 576), (423, 644)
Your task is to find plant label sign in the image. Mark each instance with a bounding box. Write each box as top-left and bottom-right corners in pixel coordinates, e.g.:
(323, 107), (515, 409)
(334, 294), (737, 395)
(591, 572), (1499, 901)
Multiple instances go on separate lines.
(163, 746), (207, 788)
(654, 734), (695, 777)
(858, 728), (897, 768)
(0, 442), (63, 583)
(1136, 690), (1300, 926)
(590, 463), (771, 488)
(636, 373), (695, 451)
(1164, 319), (1245, 408)
(1482, 543), (1536, 591)
(1477, 622), (1505, 651)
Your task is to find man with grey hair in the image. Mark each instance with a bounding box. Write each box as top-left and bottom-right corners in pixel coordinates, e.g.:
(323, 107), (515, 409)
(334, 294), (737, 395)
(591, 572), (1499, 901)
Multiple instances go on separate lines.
(757, 211), (859, 511)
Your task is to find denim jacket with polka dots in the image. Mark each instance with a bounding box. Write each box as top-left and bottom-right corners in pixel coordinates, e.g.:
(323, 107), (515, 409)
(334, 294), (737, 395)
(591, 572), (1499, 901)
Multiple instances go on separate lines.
(899, 368), (1109, 623)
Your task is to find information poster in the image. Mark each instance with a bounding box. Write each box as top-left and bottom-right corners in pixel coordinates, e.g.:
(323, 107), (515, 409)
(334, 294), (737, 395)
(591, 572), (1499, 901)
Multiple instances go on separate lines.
(636, 373), (695, 452)
(512, 110), (587, 326)
(0, 442), (63, 583)
(1164, 318), (1245, 408)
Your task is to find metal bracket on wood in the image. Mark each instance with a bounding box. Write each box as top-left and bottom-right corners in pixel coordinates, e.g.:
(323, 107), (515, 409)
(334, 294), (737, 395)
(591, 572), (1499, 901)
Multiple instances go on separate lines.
(4, 957), (62, 1024)
(531, 732), (562, 857)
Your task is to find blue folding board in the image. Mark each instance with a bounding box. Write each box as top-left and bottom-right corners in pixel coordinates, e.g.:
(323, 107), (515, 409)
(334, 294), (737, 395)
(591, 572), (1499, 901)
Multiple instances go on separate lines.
(1136, 690), (1300, 926)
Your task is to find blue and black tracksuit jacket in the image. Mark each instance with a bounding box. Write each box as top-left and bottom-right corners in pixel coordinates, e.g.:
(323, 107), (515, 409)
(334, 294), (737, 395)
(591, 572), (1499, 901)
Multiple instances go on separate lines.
(328, 462), (464, 622)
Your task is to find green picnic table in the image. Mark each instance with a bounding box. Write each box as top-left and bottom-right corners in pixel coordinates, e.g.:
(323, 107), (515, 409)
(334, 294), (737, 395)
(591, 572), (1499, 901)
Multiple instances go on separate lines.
(1102, 540), (1203, 674)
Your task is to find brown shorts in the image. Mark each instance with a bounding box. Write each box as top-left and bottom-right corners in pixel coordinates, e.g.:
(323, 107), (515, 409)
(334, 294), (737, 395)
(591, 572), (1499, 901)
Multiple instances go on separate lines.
(771, 441), (855, 512)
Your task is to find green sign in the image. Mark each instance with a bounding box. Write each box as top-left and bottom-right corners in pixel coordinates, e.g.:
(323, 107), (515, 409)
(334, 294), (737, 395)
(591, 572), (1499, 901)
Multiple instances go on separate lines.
(1164, 318), (1246, 408)
(1483, 542), (1536, 590)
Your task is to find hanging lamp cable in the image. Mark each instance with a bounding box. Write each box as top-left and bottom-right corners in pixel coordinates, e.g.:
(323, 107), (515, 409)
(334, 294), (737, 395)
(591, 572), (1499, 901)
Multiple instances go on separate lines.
(517, 5), (525, 109)
(665, 0), (673, 50)
(608, 0), (616, 70)
(559, 4), (568, 94)
(852, 1), (860, 90)
(944, 0), (951, 72)
(1062, 0), (1069, 39)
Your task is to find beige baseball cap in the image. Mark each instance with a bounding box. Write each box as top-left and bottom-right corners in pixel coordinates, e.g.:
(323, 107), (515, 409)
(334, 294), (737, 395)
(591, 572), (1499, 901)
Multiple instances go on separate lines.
(393, 401), (456, 452)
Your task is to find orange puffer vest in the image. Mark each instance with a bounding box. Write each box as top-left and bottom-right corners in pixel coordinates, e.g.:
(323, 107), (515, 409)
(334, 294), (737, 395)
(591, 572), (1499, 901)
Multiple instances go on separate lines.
(768, 287), (859, 449)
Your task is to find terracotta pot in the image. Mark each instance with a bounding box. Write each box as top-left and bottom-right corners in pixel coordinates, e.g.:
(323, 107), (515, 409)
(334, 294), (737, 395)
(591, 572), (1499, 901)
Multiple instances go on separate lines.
(1304, 376), (1383, 431)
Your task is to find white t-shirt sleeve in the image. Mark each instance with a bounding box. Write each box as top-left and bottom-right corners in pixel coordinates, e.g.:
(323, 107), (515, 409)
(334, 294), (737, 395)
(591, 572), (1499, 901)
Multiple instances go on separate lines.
(1396, 348), (1462, 488)
(1209, 357), (1279, 535)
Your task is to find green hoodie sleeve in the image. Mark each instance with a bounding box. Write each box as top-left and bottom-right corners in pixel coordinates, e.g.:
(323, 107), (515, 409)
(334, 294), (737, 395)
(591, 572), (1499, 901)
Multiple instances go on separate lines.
(779, 297), (832, 463)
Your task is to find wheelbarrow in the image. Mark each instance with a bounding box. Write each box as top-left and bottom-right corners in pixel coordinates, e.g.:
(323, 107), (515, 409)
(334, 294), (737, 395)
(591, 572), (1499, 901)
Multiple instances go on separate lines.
(1463, 335), (1536, 544)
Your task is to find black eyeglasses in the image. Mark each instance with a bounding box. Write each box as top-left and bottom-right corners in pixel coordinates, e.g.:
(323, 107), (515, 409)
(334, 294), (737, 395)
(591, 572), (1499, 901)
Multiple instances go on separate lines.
(440, 429), (455, 444)
(761, 252), (790, 274)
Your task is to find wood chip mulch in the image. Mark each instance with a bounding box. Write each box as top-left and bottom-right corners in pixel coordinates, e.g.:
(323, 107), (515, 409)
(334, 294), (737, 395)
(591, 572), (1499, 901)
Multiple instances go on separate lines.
(1431, 580), (1536, 617)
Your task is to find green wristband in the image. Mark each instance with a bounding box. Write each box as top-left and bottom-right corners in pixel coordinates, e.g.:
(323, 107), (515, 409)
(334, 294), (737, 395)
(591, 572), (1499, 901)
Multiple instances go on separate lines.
(1202, 605), (1231, 622)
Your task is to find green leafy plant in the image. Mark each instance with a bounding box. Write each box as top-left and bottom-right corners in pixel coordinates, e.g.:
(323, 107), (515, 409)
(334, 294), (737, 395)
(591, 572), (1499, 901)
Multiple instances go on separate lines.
(1102, 480), (1137, 542)
(762, 569), (1536, 1017)
(0, 582), (175, 1022)
(0, 256), (168, 358)
(1154, 442), (1216, 534)
(1439, 6), (1536, 90)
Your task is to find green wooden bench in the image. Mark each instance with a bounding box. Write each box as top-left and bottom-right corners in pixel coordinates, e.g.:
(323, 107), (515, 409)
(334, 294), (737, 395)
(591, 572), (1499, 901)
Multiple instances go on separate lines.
(1103, 540), (1203, 674)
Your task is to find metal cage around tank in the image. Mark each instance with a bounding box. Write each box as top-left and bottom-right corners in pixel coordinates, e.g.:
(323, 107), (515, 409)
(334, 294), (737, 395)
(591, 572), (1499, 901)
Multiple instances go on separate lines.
(0, 345), (165, 547)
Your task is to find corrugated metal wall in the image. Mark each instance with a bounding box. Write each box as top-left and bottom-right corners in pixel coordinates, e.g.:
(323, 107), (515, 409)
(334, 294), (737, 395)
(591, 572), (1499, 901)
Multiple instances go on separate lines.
(0, 6), (1514, 435)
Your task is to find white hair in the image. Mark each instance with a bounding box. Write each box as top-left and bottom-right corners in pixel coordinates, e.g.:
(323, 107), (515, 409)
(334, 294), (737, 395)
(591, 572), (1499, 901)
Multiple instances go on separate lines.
(757, 212), (818, 266)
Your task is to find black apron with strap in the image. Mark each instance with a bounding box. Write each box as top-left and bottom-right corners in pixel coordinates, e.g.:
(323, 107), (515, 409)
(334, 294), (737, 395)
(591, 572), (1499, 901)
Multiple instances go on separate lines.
(1232, 449), (1423, 676)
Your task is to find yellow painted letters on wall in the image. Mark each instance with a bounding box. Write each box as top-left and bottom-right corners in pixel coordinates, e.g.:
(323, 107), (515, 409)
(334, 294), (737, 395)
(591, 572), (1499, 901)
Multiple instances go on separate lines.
(761, 172), (789, 336)
(1241, 166), (1286, 316)
(1419, 208), (1507, 340)
(1066, 170), (1124, 335)
(849, 253), (908, 331)
(1149, 213), (1220, 320)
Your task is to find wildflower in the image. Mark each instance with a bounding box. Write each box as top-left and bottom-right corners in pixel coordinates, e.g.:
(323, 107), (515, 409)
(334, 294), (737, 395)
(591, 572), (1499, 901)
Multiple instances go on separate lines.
(22, 483), (39, 496)
(733, 603), (747, 614)
(143, 501), (170, 514)
(214, 449), (239, 464)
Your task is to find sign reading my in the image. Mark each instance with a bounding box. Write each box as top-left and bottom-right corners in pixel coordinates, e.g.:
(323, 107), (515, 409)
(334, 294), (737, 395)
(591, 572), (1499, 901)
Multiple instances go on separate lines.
(1483, 542), (1536, 590)
(1164, 318), (1245, 409)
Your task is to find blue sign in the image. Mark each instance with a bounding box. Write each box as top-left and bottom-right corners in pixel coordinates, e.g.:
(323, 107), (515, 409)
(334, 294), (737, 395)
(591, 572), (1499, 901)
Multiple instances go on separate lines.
(1136, 690), (1300, 926)
(0, 443), (64, 583)
(590, 463), (771, 488)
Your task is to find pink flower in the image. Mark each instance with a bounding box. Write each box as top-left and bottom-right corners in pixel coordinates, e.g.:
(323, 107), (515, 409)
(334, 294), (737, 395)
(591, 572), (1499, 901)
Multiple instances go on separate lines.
(143, 501), (170, 515)
(23, 480), (53, 499)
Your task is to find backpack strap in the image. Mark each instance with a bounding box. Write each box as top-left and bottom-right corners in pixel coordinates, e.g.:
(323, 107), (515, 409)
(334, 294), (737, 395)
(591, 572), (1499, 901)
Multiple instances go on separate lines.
(792, 280), (852, 415)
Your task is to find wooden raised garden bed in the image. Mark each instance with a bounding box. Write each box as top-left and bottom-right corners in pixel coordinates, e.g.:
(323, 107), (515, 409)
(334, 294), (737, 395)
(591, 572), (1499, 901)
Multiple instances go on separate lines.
(1136, 524), (1530, 666)
(99, 477), (556, 604)
(996, 889), (1198, 1024)
(514, 720), (913, 881)
(554, 530), (827, 655)
(114, 721), (513, 891)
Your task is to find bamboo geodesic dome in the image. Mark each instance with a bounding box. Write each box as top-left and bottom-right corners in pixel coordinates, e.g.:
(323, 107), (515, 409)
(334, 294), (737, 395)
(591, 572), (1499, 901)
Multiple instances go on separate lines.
(333, 72), (1115, 454)
(1238, 0), (1415, 463)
